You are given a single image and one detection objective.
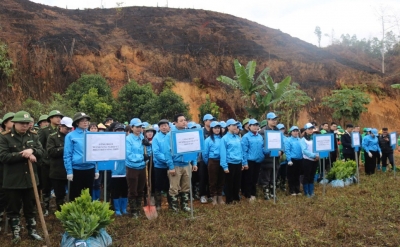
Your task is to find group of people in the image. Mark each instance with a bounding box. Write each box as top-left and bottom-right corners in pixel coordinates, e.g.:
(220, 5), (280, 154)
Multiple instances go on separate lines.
(0, 109), (399, 243)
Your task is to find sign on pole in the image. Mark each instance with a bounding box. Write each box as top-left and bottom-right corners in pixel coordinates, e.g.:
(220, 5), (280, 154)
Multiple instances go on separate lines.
(264, 130), (283, 204)
(85, 132), (126, 162)
(351, 132), (361, 184)
(313, 133), (334, 196)
(170, 129), (204, 155)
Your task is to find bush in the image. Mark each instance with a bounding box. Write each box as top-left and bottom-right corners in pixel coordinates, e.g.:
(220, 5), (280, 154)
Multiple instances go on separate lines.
(198, 94), (220, 121)
(0, 42), (14, 80)
(55, 189), (114, 240)
(327, 160), (357, 180)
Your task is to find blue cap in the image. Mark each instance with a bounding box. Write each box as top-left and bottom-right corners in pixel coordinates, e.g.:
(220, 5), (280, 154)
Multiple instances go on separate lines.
(304, 123), (314, 129)
(266, 112), (278, 119)
(366, 128), (372, 132)
(153, 124), (160, 132)
(277, 123), (285, 130)
(142, 122), (149, 128)
(203, 114), (215, 121)
(289, 126), (299, 132)
(248, 119), (259, 125)
(226, 119), (239, 126)
(130, 118), (143, 127)
(371, 128), (378, 135)
(210, 121), (221, 128)
(187, 121), (197, 129)
(220, 121), (227, 128)
(237, 122), (243, 130)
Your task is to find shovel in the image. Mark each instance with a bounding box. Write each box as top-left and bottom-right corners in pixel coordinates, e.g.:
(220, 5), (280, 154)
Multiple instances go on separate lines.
(143, 148), (157, 220)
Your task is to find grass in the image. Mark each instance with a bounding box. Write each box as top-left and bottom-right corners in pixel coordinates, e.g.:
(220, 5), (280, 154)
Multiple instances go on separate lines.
(2, 157), (400, 246)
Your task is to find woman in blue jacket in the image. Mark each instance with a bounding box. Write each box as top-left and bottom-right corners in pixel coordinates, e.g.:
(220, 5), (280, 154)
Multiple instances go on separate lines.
(285, 126), (303, 195)
(220, 119), (247, 204)
(362, 128), (381, 175)
(300, 123), (319, 198)
(203, 121), (224, 205)
(64, 112), (98, 201)
(126, 118), (148, 218)
(241, 119), (266, 202)
(111, 123), (129, 216)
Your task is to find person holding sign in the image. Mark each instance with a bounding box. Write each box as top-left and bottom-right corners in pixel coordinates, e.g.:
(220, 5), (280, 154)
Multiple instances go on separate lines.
(241, 119), (268, 201)
(362, 128), (381, 175)
(168, 114), (198, 212)
(220, 119), (246, 204)
(378, 128), (394, 172)
(285, 126), (303, 196)
(341, 124), (355, 161)
(300, 123), (319, 198)
(126, 118), (148, 218)
(64, 112), (98, 202)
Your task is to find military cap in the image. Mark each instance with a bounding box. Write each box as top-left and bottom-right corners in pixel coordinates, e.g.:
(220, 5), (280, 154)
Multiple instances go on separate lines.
(11, 111), (32, 123)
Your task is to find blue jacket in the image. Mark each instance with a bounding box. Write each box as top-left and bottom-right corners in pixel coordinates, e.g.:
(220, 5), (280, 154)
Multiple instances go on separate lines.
(126, 133), (146, 170)
(203, 135), (222, 165)
(362, 135), (381, 153)
(241, 132), (267, 164)
(300, 137), (318, 159)
(111, 160), (126, 177)
(285, 136), (303, 162)
(220, 132), (243, 170)
(152, 132), (173, 169)
(63, 128), (96, 175)
(169, 130), (197, 170)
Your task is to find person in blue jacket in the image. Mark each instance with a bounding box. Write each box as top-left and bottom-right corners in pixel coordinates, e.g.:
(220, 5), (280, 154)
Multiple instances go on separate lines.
(152, 119), (172, 210)
(64, 112), (98, 202)
(300, 123), (320, 198)
(241, 119), (266, 202)
(126, 118), (148, 218)
(362, 128), (381, 175)
(276, 123), (288, 192)
(203, 121), (224, 205)
(220, 119), (247, 204)
(167, 113), (198, 212)
(110, 123), (128, 216)
(285, 126), (303, 195)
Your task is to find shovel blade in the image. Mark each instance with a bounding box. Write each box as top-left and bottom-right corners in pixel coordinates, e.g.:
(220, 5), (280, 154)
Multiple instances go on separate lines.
(143, 205), (158, 220)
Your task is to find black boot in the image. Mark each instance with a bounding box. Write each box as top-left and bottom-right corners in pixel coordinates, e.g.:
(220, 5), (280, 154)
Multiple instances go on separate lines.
(167, 194), (173, 210)
(0, 212), (3, 232)
(180, 192), (190, 212)
(43, 196), (50, 216)
(169, 195), (179, 212)
(280, 179), (286, 192)
(269, 184), (277, 199)
(154, 191), (162, 211)
(55, 198), (65, 212)
(134, 198), (142, 218)
(27, 218), (43, 241)
(129, 199), (139, 218)
(10, 217), (21, 243)
(262, 185), (270, 200)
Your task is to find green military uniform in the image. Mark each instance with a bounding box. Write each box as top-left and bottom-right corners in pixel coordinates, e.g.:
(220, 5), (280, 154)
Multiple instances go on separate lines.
(38, 110), (63, 215)
(47, 129), (67, 211)
(0, 111), (44, 242)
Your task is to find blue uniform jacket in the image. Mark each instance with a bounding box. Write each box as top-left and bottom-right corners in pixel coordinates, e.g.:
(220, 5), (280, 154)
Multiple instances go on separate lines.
(126, 133), (146, 170)
(241, 132), (267, 164)
(203, 135), (222, 165)
(152, 132), (172, 169)
(285, 136), (303, 162)
(300, 137), (318, 159)
(362, 135), (381, 153)
(111, 160), (126, 177)
(63, 128), (96, 175)
(220, 132), (243, 170)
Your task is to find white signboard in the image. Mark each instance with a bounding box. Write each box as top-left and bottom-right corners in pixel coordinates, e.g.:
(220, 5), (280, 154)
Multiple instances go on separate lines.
(315, 135), (333, 152)
(85, 133), (126, 162)
(352, 132), (360, 147)
(390, 132), (397, 146)
(266, 131), (282, 150)
(175, 131), (201, 154)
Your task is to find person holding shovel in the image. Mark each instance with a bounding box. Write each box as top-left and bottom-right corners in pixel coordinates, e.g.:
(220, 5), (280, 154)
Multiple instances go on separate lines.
(0, 111), (45, 242)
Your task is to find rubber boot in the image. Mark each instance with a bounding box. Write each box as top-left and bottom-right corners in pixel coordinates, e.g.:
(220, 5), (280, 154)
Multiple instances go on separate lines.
(280, 180), (286, 192)
(217, 195), (225, 205)
(180, 192), (190, 212)
(27, 218), (43, 241)
(377, 164), (381, 171)
(308, 183), (315, 198)
(43, 196), (50, 216)
(10, 217), (21, 243)
(92, 189), (100, 201)
(212, 196), (218, 206)
(0, 212), (3, 232)
(303, 184), (309, 197)
(133, 198), (142, 218)
(382, 166), (387, 172)
(154, 192), (162, 211)
(120, 198), (128, 214)
(55, 198), (65, 212)
(113, 199), (122, 216)
(269, 184), (277, 200)
(167, 194), (173, 210)
(262, 185), (270, 200)
(129, 199), (138, 218)
(169, 195), (179, 212)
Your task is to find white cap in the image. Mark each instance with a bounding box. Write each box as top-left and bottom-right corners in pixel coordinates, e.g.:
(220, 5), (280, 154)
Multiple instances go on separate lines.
(61, 117), (73, 128)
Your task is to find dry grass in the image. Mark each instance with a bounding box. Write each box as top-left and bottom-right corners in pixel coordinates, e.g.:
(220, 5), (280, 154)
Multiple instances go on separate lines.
(2, 156), (400, 246)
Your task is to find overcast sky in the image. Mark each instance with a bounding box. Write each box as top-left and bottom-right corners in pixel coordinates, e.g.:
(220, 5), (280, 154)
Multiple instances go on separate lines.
(30, 0), (399, 47)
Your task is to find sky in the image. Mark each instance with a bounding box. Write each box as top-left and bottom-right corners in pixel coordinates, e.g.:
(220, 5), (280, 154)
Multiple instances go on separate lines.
(29, 0), (400, 47)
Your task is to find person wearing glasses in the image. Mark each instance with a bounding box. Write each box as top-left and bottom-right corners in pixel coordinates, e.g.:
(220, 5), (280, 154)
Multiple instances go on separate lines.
(300, 123), (320, 198)
(64, 112), (98, 201)
(47, 117), (73, 211)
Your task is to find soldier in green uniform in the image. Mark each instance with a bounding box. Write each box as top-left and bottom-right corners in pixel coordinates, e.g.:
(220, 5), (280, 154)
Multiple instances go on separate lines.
(38, 110), (64, 216)
(0, 112), (15, 232)
(0, 111), (44, 242)
(47, 117), (73, 211)
(37, 115), (49, 129)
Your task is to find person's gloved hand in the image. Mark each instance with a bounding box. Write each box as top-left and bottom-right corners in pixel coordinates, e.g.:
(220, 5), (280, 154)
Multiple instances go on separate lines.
(380, 152), (382, 158)
(288, 161), (293, 166)
(368, 152), (373, 158)
(67, 174), (73, 181)
(144, 154), (150, 162)
(94, 173), (99, 180)
(142, 138), (151, 146)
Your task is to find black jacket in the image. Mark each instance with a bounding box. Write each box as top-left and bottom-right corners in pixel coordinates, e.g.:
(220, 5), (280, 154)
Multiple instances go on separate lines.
(341, 132), (354, 154)
(378, 134), (393, 153)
